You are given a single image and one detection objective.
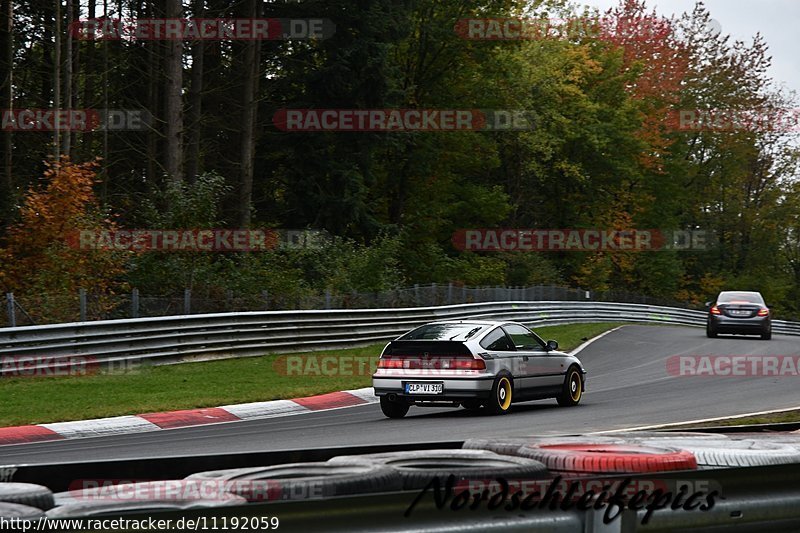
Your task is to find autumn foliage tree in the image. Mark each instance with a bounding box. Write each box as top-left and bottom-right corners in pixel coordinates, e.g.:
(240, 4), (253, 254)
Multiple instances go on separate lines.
(0, 157), (126, 322)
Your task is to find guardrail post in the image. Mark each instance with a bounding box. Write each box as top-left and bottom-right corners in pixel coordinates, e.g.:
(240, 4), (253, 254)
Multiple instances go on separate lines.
(585, 290), (591, 300)
(262, 290), (270, 310)
(184, 289), (191, 315)
(132, 289), (140, 318)
(447, 283), (453, 305)
(431, 283), (437, 306)
(324, 290), (331, 309)
(5, 293), (15, 328)
(461, 285), (467, 303)
(79, 289), (87, 322)
(414, 284), (420, 306)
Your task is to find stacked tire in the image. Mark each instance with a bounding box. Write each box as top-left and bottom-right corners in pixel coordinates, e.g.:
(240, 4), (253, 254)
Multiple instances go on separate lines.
(0, 483), (54, 519)
(326, 449), (550, 490)
(185, 463), (403, 501)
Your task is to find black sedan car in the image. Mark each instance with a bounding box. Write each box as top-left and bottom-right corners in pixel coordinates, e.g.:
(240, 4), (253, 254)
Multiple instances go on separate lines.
(706, 291), (772, 340)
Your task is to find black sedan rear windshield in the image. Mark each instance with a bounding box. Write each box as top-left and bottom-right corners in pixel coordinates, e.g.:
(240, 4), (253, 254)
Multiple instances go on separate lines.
(399, 323), (486, 341)
(718, 292), (765, 304)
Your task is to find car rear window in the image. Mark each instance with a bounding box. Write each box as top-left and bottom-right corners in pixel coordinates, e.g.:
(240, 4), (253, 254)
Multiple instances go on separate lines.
(399, 323), (486, 341)
(717, 292), (765, 304)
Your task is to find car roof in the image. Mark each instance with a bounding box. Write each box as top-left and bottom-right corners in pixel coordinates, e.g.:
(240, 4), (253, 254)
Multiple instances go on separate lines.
(719, 290), (762, 295)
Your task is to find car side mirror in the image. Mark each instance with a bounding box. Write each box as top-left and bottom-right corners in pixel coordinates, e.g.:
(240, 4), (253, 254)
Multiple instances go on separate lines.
(546, 340), (559, 351)
(704, 301), (712, 308)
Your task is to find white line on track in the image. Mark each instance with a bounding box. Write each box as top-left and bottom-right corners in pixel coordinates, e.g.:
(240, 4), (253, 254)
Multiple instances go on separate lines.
(591, 405), (800, 433)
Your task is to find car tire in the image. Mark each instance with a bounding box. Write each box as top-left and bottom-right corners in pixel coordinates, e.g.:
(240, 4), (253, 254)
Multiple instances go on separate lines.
(379, 396), (409, 419)
(0, 483), (55, 510)
(327, 449), (548, 490)
(761, 327), (772, 340)
(486, 375), (513, 415)
(556, 366), (583, 407)
(706, 323), (717, 338)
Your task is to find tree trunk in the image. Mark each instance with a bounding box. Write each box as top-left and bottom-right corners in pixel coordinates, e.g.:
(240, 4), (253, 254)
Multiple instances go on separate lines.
(53, 0), (61, 161)
(82, 0), (95, 161)
(185, 0), (205, 183)
(61, 0), (73, 156)
(145, 0), (158, 184)
(1, 0), (12, 197)
(238, 0), (259, 227)
(163, 0), (184, 183)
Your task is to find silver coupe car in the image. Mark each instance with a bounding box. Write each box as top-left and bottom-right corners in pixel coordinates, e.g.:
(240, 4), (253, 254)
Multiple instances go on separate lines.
(372, 320), (586, 418)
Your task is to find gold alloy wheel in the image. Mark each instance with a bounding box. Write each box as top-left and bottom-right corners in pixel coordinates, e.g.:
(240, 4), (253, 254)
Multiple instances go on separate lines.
(569, 370), (582, 402)
(497, 377), (512, 410)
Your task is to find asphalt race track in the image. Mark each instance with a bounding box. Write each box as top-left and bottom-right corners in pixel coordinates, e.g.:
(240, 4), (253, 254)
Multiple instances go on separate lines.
(3, 325), (800, 465)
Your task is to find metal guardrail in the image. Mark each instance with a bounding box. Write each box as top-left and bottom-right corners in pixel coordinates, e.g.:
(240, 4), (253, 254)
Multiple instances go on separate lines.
(1, 301), (799, 374)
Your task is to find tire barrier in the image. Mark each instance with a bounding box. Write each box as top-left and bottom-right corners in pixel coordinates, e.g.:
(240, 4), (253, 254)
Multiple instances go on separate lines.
(622, 438), (800, 468)
(0, 502), (45, 519)
(326, 449), (549, 490)
(50, 479), (248, 516)
(186, 463), (403, 501)
(462, 436), (627, 456)
(515, 443), (698, 474)
(0, 483), (55, 510)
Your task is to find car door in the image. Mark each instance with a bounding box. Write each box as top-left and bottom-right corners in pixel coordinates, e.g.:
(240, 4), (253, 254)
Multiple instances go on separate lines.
(502, 324), (565, 391)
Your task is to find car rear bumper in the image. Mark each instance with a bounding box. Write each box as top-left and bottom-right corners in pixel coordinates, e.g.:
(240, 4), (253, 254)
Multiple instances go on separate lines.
(708, 315), (770, 332)
(372, 376), (494, 400)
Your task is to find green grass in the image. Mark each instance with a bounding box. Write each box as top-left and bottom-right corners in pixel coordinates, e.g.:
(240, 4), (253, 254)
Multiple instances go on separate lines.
(670, 410), (800, 429)
(0, 322), (622, 427)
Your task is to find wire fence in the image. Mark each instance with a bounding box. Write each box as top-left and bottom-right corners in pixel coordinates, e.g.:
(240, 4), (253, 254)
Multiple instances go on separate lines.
(1, 284), (703, 328)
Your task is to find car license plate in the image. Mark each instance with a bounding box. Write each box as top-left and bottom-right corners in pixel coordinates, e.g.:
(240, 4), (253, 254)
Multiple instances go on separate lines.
(730, 310), (750, 316)
(405, 382), (444, 395)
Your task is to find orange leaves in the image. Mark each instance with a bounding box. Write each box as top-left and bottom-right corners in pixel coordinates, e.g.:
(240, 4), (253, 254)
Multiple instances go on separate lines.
(600, 0), (690, 171)
(0, 157), (126, 321)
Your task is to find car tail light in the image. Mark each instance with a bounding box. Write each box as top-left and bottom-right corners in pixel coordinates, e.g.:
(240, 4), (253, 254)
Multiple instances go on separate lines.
(377, 356), (486, 370)
(757, 308), (770, 317)
(710, 305), (721, 315)
(450, 358), (487, 370)
(377, 358), (405, 369)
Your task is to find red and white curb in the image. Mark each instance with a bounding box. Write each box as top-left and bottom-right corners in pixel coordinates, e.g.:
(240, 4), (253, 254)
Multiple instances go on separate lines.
(0, 387), (378, 446)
